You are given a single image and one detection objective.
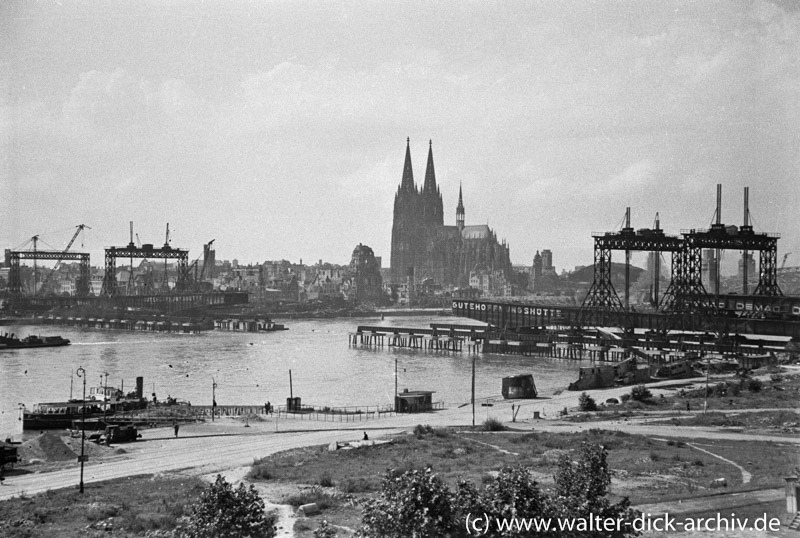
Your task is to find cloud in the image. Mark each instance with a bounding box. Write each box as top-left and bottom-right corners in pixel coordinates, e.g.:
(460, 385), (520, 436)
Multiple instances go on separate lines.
(607, 160), (657, 193)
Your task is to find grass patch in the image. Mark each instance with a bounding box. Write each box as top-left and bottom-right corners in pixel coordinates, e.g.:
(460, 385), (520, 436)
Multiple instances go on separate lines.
(250, 427), (789, 510)
(0, 474), (205, 538)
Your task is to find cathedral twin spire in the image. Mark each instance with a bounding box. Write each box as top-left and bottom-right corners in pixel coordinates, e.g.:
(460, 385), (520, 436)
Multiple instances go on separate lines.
(395, 138), (445, 226)
(400, 138), (439, 195)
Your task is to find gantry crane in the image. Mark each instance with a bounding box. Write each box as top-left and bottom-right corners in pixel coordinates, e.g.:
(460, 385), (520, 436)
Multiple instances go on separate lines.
(38, 224), (90, 295)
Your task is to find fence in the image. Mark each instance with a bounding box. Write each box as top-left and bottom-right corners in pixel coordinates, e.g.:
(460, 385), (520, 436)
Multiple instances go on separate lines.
(275, 404), (396, 422)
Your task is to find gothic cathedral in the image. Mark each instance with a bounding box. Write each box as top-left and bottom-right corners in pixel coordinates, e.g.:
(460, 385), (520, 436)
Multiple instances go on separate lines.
(390, 138), (513, 293)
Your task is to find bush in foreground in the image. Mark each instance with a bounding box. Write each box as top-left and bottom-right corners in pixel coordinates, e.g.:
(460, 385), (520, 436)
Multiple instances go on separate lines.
(175, 475), (275, 538)
(357, 443), (639, 538)
(483, 418), (506, 431)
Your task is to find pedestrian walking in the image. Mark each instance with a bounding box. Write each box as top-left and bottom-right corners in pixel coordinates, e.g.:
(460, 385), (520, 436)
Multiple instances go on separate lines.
(686, 401), (691, 412)
(174, 423), (179, 438)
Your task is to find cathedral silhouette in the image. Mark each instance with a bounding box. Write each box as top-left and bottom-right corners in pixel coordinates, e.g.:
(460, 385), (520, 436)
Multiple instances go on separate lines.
(390, 138), (512, 293)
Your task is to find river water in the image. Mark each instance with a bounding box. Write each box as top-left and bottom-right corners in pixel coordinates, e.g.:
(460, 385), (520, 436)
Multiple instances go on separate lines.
(0, 316), (586, 438)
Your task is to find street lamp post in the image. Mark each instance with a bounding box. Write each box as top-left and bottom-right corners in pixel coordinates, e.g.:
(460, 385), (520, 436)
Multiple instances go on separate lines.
(76, 366), (86, 493)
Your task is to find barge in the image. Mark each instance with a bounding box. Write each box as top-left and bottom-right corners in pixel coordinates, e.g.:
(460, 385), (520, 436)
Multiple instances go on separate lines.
(0, 333), (70, 349)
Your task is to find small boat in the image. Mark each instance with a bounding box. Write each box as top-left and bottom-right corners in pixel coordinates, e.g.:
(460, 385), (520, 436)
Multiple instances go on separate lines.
(0, 333), (70, 349)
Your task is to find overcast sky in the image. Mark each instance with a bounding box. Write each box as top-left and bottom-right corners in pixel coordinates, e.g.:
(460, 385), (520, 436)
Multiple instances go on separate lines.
(2, 0), (798, 274)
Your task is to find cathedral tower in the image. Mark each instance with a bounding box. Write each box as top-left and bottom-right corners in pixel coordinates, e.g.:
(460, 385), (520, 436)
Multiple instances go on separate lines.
(390, 138), (420, 284)
(420, 140), (444, 226)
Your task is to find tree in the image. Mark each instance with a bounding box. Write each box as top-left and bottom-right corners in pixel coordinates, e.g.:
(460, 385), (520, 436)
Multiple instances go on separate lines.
(549, 443), (639, 538)
(176, 475), (275, 538)
(358, 468), (456, 538)
(475, 466), (547, 537)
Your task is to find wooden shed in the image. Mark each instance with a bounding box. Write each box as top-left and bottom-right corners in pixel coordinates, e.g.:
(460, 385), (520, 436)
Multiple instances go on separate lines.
(395, 390), (435, 413)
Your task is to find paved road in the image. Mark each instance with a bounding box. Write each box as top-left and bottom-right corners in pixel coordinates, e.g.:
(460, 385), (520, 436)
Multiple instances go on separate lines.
(0, 426), (404, 501)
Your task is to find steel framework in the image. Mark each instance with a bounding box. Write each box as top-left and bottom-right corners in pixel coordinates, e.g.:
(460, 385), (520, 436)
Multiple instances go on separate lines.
(579, 227), (682, 328)
(580, 222), (782, 332)
(100, 246), (189, 296)
(7, 251), (91, 296)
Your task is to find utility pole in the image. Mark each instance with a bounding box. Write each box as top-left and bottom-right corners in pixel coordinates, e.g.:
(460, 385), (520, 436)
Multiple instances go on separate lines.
(76, 366), (86, 493)
(394, 358), (398, 411)
(212, 378), (217, 422)
(703, 351), (709, 414)
(103, 372), (109, 410)
(471, 355), (476, 428)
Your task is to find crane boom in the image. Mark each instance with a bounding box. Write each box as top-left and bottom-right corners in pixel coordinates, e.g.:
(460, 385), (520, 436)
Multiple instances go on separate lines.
(199, 239), (215, 281)
(38, 224), (90, 295)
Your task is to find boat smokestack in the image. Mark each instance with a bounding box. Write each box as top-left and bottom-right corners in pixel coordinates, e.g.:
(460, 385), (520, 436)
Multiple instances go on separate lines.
(136, 376), (144, 400)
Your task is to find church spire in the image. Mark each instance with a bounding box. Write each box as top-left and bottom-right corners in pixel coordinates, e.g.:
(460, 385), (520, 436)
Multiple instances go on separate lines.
(400, 137), (415, 192)
(456, 182), (465, 230)
(422, 139), (437, 194)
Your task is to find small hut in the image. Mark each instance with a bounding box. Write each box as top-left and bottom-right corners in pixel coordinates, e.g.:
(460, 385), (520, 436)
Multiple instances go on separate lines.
(502, 374), (537, 399)
(395, 390), (435, 413)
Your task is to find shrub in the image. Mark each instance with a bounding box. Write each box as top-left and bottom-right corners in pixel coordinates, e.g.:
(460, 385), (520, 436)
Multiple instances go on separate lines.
(630, 385), (652, 402)
(174, 475), (275, 538)
(579, 392), (598, 411)
(747, 378), (763, 392)
(358, 469), (456, 538)
(483, 418), (506, 431)
(550, 443), (639, 534)
(605, 398), (619, 405)
(620, 393), (631, 403)
(413, 424), (434, 438)
(249, 463), (273, 480)
(358, 447), (641, 538)
(713, 382), (727, 396)
(318, 472), (334, 488)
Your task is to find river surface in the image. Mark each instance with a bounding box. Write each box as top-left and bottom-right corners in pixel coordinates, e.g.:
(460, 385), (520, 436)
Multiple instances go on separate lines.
(0, 316), (587, 438)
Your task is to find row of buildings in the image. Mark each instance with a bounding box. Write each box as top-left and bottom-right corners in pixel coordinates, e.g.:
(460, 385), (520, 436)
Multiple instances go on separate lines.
(0, 244), (386, 306)
(2, 139), (587, 304)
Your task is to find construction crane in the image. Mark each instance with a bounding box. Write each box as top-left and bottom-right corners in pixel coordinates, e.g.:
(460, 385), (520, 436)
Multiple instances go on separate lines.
(200, 239), (215, 282)
(161, 223), (171, 292)
(31, 235), (39, 294)
(187, 239), (215, 290)
(38, 224), (90, 296)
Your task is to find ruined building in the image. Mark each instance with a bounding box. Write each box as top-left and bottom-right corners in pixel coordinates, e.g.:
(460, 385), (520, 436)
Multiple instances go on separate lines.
(390, 138), (512, 292)
(348, 243), (383, 304)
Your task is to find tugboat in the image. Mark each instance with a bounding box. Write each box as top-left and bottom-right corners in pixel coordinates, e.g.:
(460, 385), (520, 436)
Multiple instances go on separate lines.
(0, 332), (71, 349)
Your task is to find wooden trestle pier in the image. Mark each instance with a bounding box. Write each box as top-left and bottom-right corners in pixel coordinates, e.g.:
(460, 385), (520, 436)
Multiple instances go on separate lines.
(349, 323), (485, 353)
